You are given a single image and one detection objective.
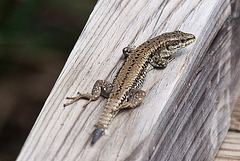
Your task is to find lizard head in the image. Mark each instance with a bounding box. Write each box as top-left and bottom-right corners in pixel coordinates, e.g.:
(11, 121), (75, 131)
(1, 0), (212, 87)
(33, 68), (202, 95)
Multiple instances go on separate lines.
(163, 30), (196, 56)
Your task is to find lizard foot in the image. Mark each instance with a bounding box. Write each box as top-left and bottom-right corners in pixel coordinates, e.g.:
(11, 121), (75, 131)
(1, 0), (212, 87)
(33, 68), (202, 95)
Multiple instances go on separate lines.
(64, 92), (94, 108)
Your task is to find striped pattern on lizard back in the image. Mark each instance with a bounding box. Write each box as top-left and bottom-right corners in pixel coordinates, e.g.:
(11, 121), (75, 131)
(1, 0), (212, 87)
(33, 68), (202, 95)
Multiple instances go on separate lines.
(109, 42), (153, 106)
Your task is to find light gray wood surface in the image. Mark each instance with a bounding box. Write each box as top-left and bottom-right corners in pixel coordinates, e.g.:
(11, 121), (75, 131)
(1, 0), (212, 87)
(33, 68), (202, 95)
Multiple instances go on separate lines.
(17, 0), (240, 160)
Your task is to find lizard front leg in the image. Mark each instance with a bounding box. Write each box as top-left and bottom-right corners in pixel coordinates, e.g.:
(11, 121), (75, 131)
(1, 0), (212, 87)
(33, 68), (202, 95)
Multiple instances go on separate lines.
(118, 88), (146, 110)
(64, 80), (112, 107)
(150, 55), (175, 68)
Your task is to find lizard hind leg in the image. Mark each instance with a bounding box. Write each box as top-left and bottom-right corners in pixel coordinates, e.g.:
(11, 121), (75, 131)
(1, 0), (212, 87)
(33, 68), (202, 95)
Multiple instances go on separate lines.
(64, 93), (94, 108)
(64, 80), (112, 108)
(90, 89), (145, 144)
(122, 45), (136, 57)
(119, 88), (146, 109)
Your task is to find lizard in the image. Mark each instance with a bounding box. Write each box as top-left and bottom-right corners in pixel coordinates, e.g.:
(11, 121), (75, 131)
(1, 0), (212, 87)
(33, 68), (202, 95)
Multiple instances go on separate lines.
(64, 31), (196, 145)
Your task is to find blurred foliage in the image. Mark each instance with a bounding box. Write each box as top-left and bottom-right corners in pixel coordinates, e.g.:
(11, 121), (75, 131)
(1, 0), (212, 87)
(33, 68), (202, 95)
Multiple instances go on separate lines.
(0, 0), (97, 77)
(0, 0), (97, 160)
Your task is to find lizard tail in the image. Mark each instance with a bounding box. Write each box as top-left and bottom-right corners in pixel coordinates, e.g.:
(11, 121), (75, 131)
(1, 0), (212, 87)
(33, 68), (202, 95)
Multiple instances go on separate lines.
(91, 128), (103, 145)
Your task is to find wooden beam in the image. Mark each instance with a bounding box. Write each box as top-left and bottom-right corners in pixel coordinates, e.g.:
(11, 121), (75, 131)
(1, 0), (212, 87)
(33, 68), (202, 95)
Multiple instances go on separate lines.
(17, 0), (240, 160)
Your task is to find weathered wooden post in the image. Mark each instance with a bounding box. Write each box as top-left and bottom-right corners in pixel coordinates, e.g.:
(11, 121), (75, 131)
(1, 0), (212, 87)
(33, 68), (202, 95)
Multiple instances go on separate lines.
(17, 0), (240, 160)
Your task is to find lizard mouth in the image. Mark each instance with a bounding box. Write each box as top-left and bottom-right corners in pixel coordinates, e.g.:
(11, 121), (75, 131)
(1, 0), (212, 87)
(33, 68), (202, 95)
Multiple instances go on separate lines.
(186, 35), (196, 45)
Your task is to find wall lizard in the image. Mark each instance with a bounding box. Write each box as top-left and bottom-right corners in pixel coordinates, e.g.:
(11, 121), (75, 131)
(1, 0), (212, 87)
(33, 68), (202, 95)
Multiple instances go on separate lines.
(64, 31), (196, 144)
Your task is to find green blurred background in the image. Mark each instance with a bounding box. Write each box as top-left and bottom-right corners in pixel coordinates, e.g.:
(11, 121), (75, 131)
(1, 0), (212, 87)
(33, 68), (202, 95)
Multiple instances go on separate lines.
(0, 0), (97, 160)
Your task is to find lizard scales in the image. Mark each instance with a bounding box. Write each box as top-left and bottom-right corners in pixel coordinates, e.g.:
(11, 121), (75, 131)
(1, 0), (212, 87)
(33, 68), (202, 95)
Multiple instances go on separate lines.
(64, 31), (196, 144)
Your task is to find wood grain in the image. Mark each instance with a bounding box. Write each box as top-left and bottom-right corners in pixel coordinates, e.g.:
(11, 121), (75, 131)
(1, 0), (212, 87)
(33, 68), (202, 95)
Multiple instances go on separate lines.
(17, 0), (240, 160)
(215, 95), (240, 161)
